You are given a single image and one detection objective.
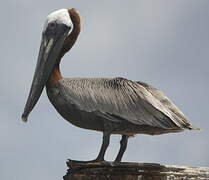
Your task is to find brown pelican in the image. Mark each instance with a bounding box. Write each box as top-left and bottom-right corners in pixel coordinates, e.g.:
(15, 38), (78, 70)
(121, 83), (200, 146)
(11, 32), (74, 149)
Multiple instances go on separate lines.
(22, 8), (199, 162)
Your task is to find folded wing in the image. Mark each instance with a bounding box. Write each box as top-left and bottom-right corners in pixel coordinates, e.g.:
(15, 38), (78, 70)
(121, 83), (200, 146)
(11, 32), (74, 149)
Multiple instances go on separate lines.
(59, 77), (194, 130)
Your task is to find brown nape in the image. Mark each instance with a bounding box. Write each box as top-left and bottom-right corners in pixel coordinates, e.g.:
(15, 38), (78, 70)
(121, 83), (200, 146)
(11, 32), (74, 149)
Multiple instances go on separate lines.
(48, 8), (81, 86)
(60, 8), (81, 58)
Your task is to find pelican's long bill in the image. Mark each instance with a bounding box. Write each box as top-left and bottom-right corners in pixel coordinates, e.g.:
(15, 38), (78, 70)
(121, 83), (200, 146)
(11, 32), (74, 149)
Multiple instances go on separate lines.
(22, 23), (71, 122)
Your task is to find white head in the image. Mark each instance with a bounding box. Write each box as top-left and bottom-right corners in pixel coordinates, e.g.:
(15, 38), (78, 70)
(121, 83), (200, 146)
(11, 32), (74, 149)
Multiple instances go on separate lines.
(43, 9), (73, 33)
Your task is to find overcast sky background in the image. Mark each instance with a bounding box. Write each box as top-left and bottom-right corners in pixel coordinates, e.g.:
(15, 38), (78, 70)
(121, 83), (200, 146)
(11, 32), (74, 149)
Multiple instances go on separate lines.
(0, 0), (209, 179)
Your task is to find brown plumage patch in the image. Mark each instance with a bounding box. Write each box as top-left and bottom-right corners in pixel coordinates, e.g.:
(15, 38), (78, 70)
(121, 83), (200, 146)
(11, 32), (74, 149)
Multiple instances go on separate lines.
(59, 8), (81, 58)
(48, 65), (62, 86)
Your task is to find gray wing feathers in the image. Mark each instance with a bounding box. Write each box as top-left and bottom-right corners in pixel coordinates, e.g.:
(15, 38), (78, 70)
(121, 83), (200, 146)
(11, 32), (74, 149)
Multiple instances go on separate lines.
(59, 78), (191, 129)
(137, 81), (192, 128)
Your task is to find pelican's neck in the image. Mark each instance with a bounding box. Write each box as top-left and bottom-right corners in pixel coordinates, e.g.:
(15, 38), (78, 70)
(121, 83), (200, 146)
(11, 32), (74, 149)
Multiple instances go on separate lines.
(47, 9), (81, 86)
(47, 64), (62, 86)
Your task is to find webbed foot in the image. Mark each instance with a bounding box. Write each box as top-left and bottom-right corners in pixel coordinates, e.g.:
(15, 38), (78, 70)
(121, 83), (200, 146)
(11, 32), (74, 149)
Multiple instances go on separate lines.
(68, 158), (106, 164)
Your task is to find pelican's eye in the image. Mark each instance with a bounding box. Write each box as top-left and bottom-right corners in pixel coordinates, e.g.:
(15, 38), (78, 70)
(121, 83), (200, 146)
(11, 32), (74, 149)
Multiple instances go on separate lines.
(48, 21), (57, 30)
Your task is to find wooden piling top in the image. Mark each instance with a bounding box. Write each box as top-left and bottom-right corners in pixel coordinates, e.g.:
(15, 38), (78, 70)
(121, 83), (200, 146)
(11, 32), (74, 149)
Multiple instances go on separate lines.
(64, 160), (209, 180)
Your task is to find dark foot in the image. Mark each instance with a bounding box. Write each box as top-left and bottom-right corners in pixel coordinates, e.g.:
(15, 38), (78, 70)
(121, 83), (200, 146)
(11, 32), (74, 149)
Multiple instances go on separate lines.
(114, 159), (121, 162)
(68, 158), (106, 164)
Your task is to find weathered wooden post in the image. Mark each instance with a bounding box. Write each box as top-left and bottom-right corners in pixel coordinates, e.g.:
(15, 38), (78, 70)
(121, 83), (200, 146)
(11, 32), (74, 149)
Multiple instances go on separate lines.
(63, 161), (209, 180)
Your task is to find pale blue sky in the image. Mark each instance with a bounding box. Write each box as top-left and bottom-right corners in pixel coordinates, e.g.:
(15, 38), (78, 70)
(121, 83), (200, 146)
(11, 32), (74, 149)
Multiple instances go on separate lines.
(1, 1), (209, 179)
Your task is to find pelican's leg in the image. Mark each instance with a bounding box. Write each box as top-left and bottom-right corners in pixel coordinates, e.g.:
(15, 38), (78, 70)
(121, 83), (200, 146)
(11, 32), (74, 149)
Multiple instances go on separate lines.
(114, 135), (129, 162)
(95, 132), (110, 161)
(68, 132), (110, 164)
